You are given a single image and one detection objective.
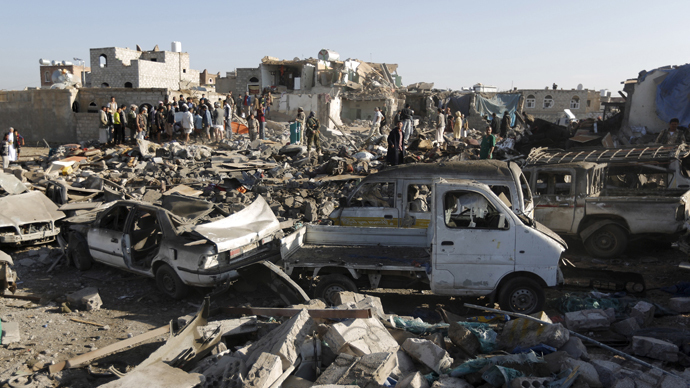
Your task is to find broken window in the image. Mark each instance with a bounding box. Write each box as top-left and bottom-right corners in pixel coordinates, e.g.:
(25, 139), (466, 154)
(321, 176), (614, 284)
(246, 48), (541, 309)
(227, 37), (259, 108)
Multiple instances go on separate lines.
(490, 185), (512, 209)
(351, 182), (395, 208)
(99, 54), (107, 68)
(535, 172), (572, 196)
(407, 185), (432, 212)
(526, 95), (536, 109)
(543, 95), (553, 109)
(606, 164), (669, 190)
(570, 96), (580, 109)
(99, 206), (133, 232)
(129, 208), (162, 267)
(444, 191), (508, 229)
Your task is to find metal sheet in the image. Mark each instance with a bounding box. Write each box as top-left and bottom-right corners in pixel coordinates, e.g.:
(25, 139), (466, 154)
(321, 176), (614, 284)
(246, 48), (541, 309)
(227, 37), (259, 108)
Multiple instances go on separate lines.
(193, 196), (280, 253)
(0, 173), (27, 195)
(0, 191), (65, 228)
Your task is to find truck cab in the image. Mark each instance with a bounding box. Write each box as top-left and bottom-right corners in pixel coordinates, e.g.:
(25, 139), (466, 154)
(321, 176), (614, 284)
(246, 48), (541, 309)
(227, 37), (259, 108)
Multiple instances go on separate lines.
(330, 160), (534, 228)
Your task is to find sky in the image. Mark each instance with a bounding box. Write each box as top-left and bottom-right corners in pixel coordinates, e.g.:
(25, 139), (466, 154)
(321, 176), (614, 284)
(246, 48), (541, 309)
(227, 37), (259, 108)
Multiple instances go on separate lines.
(0, 0), (687, 93)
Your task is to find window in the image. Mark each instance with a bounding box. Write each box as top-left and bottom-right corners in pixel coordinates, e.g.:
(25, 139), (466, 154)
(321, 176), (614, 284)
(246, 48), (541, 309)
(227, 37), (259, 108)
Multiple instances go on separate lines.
(182, 69), (186, 73)
(44, 71), (50, 82)
(101, 83), (110, 88)
(543, 95), (553, 109)
(535, 172), (572, 195)
(129, 208), (162, 266)
(208, 78), (214, 84)
(99, 206), (133, 231)
(407, 185), (432, 212)
(587, 100), (591, 108)
(525, 95), (535, 109)
(444, 191), (508, 229)
(570, 96), (580, 109)
(489, 185), (512, 208)
(520, 173), (533, 209)
(124, 82), (133, 88)
(99, 54), (107, 68)
(249, 77), (259, 83)
(350, 182), (395, 207)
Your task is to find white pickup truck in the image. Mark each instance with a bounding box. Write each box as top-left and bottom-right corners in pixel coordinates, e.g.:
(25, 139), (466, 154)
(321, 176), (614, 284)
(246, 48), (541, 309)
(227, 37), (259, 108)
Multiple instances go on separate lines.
(280, 178), (566, 314)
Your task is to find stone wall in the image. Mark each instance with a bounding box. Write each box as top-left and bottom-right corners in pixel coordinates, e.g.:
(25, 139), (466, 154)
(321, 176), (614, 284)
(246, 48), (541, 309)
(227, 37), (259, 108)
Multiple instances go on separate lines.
(234, 68), (262, 97)
(520, 89), (601, 121)
(75, 112), (100, 142)
(0, 89), (79, 145)
(77, 88), (170, 113)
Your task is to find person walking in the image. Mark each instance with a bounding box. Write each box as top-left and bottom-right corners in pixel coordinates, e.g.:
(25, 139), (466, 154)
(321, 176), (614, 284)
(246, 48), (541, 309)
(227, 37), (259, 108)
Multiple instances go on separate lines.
(445, 107), (454, 136)
(247, 113), (258, 142)
(257, 106), (266, 140)
(369, 107), (383, 137)
(435, 108), (445, 145)
(295, 107), (305, 144)
(453, 111), (463, 139)
(200, 105), (212, 143)
(480, 126), (496, 159)
(99, 106), (110, 144)
(500, 111), (510, 138)
(387, 122), (405, 166)
(305, 111), (321, 154)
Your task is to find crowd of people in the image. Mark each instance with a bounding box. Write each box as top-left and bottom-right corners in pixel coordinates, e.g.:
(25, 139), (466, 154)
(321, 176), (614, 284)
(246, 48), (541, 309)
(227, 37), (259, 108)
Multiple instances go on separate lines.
(97, 89), (276, 146)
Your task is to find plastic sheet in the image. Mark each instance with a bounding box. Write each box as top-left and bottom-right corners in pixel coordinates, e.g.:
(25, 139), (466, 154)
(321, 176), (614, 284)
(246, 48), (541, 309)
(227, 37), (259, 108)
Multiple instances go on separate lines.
(456, 322), (497, 354)
(656, 63), (690, 127)
(392, 316), (448, 335)
(449, 352), (543, 377)
(474, 93), (521, 127)
(555, 293), (624, 314)
(482, 365), (524, 386)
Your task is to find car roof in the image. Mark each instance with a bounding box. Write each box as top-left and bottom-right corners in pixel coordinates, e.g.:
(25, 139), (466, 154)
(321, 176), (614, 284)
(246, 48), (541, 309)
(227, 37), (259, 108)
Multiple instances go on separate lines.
(364, 160), (517, 181)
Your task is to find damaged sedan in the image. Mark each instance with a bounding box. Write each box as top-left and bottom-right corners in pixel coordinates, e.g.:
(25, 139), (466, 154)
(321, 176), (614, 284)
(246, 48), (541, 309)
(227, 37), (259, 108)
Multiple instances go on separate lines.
(62, 195), (283, 299)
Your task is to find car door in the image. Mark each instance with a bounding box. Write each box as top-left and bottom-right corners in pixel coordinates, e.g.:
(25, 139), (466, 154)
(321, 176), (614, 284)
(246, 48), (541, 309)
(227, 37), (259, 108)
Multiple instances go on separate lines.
(87, 205), (132, 268)
(430, 183), (516, 295)
(532, 169), (577, 233)
(338, 181), (399, 227)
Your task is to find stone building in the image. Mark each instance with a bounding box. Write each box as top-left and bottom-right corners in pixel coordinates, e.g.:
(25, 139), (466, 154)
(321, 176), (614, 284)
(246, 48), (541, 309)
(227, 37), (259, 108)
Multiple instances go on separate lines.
(198, 69), (220, 89)
(89, 44), (200, 90)
(518, 88), (601, 122)
(39, 63), (90, 88)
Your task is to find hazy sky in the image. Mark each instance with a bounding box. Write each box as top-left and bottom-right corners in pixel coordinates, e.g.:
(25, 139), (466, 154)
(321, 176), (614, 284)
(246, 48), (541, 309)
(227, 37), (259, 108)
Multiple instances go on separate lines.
(1, 0), (687, 93)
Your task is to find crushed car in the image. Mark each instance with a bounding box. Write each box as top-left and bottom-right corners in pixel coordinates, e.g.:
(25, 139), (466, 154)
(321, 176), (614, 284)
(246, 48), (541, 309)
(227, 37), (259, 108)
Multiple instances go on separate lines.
(62, 195), (283, 299)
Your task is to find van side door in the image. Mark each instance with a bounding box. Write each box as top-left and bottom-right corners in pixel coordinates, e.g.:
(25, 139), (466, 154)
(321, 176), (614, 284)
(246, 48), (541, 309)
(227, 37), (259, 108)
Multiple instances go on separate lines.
(430, 183), (516, 295)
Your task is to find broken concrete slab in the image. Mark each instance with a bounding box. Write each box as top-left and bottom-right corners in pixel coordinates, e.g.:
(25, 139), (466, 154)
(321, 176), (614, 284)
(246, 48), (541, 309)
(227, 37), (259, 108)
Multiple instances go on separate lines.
(190, 353), (246, 388)
(565, 309), (612, 331)
(323, 317), (399, 356)
(390, 349), (417, 380)
(631, 336), (679, 362)
(338, 352), (397, 388)
(669, 297), (690, 313)
(630, 301), (655, 327)
(499, 318), (570, 350)
(611, 317), (640, 337)
(397, 371), (430, 388)
(333, 291), (386, 320)
(314, 353), (359, 385)
(100, 361), (203, 388)
(560, 336), (589, 360)
(402, 338), (453, 374)
(591, 359), (623, 387)
(563, 359), (602, 387)
(244, 352), (283, 388)
(1, 321), (20, 345)
(245, 309), (313, 370)
(448, 321), (480, 356)
(66, 287), (103, 311)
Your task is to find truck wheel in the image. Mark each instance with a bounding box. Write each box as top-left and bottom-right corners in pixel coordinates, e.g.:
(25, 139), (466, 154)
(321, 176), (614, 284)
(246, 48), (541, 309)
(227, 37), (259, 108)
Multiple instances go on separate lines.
(584, 225), (628, 258)
(68, 232), (93, 271)
(314, 274), (357, 305)
(498, 278), (544, 314)
(156, 264), (189, 300)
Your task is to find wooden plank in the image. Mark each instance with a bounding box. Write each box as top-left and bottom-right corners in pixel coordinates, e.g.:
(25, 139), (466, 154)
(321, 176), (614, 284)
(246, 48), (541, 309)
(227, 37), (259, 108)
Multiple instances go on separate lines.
(70, 318), (105, 327)
(219, 307), (372, 319)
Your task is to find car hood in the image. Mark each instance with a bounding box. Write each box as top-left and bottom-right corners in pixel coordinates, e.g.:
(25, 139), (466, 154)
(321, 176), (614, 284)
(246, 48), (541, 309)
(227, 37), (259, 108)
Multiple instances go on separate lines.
(192, 196), (280, 252)
(0, 191), (65, 228)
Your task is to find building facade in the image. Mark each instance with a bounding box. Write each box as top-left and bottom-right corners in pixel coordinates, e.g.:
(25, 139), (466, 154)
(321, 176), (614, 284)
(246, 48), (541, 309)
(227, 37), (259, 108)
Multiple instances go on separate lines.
(519, 88), (601, 122)
(40, 64), (90, 88)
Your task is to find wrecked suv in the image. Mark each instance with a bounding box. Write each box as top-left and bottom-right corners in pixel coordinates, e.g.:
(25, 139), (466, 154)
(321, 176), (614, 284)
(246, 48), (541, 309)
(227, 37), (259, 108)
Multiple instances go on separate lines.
(62, 195), (283, 299)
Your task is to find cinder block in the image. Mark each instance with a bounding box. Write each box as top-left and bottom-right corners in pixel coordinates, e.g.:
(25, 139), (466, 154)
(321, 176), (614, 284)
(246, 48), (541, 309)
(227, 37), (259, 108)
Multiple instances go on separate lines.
(323, 318), (399, 356)
(630, 301), (655, 327)
(245, 309), (313, 371)
(402, 338), (453, 374)
(510, 377), (554, 388)
(499, 318), (570, 350)
(591, 359), (622, 387)
(632, 336), (678, 362)
(339, 352), (396, 388)
(564, 359), (602, 387)
(612, 317), (640, 337)
(1, 321), (20, 344)
(66, 287), (102, 311)
(314, 353), (358, 385)
(244, 353), (282, 388)
(565, 309), (611, 331)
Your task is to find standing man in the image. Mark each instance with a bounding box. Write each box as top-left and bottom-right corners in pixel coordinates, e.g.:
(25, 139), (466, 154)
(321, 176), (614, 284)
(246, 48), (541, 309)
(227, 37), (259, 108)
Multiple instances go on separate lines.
(265, 90), (273, 117)
(655, 118), (686, 144)
(1, 133), (10, 169)
(305, 111), (321, 155)
(257, 105), (266, 140)
(500, 111), (510, 138)
(127, 105), (138, 143)
(136, 107), (148, 141)
(295, 107), (306, 144)
(99, 106), (110, 144)
(6, 127), (17, 162)
(224, 98), (234, 140)
(113, 105), (124, 145)
(400, 104), (414, 143)
(165, 103), (175, 141)
(13, 130), (24, 159)
(435, 108), (445, 145)
(243, 93), (251, 117)
(387, 122), (405, 166)
(453, 111), (463, 139)
(490, 112), (500, 136)
(212, 102), (225, 142)
(119, 104), (128, 141)
(480, 126), (496, 159)
(155, 106), (165, 143)
(369, 107), (383, 137)
(247, 113), (259, 142)
(201, 105), (212, 143)
(180, 105), (194, 143)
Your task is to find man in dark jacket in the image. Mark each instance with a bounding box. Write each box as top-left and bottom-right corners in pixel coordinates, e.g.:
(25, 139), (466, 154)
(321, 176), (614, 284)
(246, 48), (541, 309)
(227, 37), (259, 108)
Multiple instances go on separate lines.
(500, 111), (510, 138)
(490, 113), (500, 135)
(387, 122), (405, 166)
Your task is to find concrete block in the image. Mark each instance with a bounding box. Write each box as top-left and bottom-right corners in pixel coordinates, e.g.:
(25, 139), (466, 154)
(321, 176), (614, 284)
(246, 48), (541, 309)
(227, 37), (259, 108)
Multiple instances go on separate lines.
(339, 352), (396, 388)
(333, 292), (385, 320)
(390, 350), (416, 380)
(591, 359), (622, 387)
(448, 321), (480, 356)
(397, 371), (430, 388)
(631, 336), (678, 362)
(560, 337), (589, 360)
(66, 287), (103, 311)
(565, 309), (611, 331)
(669, 297), (690, 313)
(1, 321), (20, 344)
(611, 317), (640, 337)
(630, 301), (655, 327)
(315, 353), (359, 385)
(245, 309), (313, 371)
(323, 318), (399, 356)
(430, 376), (473, 388)
(564, 359), (602, 387)
(190, 354), (246, 388)
(499, 318), (570, 350)
(402, 338), (453, 374)
(244, 353), (283, 388)
(510, 377), (554, 388)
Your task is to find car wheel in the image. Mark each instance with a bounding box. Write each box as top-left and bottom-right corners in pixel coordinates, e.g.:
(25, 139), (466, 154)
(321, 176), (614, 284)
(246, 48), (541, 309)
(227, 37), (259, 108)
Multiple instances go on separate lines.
(314, 274), (358, 305)
(68, 232), (93, 271)
(155, 264), (189, 300)
(584, 224), (628, 259)
(498, 277), (544, 315)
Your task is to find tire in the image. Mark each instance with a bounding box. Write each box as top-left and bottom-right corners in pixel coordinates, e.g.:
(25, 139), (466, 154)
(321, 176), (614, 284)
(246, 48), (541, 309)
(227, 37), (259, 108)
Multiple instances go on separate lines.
(68, 232), (93, 271)
(498, 277), (545, 315)
(314, 274), (358, 305)
(584, 224), (628, 259)
(155, 264), (189, 300)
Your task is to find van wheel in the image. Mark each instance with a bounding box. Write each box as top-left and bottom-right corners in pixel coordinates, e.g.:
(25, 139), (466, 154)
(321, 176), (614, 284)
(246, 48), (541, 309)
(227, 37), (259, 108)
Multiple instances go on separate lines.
(68, 232), (93, 271)
(584, 224), (628, 258)
(498, 278), (544, 314)
(156, 264), (189, 300)
(314, 274), (357, 305)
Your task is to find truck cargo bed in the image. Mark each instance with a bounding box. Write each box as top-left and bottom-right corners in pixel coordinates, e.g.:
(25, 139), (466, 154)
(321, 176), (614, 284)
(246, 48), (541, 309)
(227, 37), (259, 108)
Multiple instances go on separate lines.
(284, 244), (430, 271)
